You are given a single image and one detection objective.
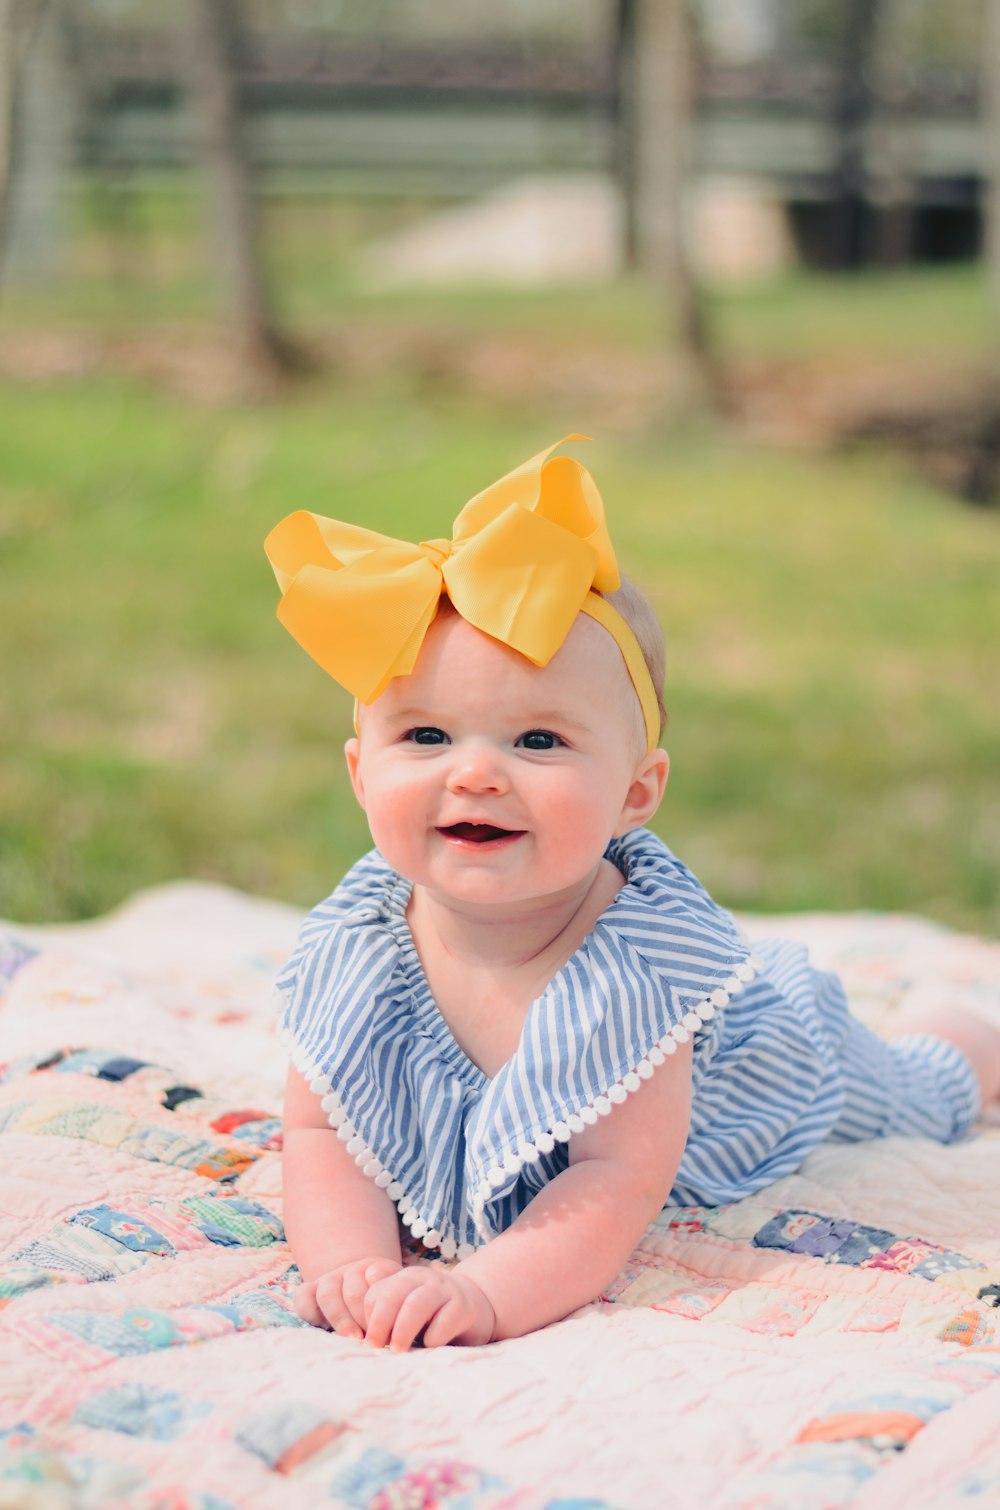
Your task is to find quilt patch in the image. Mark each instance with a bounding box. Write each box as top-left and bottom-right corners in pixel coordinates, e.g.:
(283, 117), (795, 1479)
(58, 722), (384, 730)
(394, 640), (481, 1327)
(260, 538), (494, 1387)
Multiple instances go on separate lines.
(740, 1350), (1000, 1505)
(605, 1200), (999, 1351)
(74, 1383), (213, 1440)
(0, 936), (39, 996)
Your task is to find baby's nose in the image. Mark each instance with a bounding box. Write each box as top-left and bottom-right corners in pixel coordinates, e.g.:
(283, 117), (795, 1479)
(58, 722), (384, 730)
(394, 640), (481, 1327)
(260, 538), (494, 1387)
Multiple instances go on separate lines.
(445, 742), (508, 794)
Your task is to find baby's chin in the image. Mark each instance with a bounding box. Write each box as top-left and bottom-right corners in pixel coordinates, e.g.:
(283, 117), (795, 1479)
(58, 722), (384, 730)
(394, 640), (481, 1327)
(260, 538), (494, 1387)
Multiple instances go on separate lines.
(418, 860), (612, 918)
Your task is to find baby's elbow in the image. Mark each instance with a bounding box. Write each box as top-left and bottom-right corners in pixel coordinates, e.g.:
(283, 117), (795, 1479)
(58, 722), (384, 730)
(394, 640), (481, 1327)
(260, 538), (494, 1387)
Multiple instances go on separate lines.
(631, 1174), (675, 1227)
(595, 1157), (675, 1227)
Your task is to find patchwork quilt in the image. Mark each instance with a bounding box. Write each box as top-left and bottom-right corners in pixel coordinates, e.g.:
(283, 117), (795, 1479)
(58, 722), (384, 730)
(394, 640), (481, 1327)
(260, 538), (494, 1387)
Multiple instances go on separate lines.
(1, 882), (999, 1509)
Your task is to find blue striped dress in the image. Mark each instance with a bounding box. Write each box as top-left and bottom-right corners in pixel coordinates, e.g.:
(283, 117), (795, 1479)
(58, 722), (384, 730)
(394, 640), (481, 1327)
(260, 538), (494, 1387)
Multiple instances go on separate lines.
(275, 828), (979, 1259)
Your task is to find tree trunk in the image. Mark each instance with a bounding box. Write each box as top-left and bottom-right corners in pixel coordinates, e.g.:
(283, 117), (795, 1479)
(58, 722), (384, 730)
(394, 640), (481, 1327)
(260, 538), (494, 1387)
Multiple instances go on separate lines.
(828, 0), (883, 270)
(958, 0), (1000, 506)
(868, 0), (917, 269)
(0, 0), (70, 287)
(985, 0), (1000, 321)
(632, 0), (724, 408)
(611, 0), (639, 272)
(183, 0), (302, 386)
(0, 0), (22, 266)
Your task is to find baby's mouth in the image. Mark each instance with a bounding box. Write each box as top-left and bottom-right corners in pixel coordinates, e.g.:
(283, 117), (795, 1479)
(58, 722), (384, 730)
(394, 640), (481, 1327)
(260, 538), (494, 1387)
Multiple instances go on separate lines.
(437, 823), (524, 846)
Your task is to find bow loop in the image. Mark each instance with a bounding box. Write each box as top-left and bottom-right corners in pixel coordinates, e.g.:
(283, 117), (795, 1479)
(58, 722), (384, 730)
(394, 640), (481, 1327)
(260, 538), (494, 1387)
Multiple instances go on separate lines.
(442, 502), (598, 665)
(451, 434), (619, 596)
(264, 436), (652, 726)
(265, 511), (445, 702)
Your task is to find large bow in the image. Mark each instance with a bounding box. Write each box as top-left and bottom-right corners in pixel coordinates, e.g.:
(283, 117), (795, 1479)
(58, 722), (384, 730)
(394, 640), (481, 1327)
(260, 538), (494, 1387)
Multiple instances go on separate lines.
(264, 435), (621, 703)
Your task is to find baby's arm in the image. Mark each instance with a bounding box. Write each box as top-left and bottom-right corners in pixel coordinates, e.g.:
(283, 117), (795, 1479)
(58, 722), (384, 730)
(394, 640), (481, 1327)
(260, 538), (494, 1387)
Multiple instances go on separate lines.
(361, 1040), (694, 1350)
(282, 1066), (403, 1337)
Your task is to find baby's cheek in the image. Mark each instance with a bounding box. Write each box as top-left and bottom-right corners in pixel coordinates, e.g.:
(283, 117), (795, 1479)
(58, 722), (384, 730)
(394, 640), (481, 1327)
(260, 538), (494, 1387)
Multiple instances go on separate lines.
(540, 784), (617, 859)
(541, 803), (586, 854)
(364, 793), (415, 855)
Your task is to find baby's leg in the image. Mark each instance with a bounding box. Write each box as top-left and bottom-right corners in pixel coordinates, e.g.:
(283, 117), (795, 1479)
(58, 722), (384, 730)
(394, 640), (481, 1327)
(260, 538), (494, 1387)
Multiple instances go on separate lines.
(885, 1007), (1000, 1109)
(828, 1010), (979, 1144)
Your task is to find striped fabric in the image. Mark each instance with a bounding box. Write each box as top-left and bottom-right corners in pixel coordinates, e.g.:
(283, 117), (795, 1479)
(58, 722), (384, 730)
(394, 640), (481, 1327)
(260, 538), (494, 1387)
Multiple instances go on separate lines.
(276, 829), (980, 1257)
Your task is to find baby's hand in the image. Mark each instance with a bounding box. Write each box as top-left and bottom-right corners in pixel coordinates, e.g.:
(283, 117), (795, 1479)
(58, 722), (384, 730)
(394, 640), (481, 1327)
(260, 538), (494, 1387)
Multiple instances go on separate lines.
(296, 1257), (402, 1339)
(363, 1266), (496, 1352)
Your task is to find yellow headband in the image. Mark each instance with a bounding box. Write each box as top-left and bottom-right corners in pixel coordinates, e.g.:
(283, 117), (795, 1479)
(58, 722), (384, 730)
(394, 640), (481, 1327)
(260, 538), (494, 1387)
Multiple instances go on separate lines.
(264, 435), (661, 751)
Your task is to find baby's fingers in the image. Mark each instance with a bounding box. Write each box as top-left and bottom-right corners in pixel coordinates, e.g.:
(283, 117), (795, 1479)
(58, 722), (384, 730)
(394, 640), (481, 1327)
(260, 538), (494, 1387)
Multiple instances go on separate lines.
(341, 1259), (401, 1329)
(313, 1273), (363, 1341)
(384, 1286), (447, 1353)
(421, 1295), (473, 1350)
(294, 1279), (330, 1330)
(363, 1272), (434, 1351)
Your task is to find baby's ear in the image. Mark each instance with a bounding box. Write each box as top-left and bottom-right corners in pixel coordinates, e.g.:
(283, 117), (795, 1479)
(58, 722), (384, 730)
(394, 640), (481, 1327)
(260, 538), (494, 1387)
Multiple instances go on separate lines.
(344, 737), (366, 809)
(615, 748), (669, 835)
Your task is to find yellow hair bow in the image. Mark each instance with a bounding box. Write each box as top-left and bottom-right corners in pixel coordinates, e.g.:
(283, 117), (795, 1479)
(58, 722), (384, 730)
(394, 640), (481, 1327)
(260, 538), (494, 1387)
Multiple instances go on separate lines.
(264, 435), (660, 750)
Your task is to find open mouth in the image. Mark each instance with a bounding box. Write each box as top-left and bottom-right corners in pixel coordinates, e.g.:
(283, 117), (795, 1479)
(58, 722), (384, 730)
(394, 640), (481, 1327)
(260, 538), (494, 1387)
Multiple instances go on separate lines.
(437, 823), (524, 846)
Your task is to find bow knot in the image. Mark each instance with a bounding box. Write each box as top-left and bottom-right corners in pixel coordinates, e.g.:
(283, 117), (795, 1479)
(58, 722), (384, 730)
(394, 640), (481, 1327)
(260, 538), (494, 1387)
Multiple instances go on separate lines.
(418, 538), (454, 572)
(265, 434), (621, 705)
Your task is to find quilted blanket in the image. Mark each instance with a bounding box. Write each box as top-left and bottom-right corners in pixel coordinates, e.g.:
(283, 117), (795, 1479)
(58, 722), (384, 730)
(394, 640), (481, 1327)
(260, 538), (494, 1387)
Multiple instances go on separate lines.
(1, 883), (999, 1510)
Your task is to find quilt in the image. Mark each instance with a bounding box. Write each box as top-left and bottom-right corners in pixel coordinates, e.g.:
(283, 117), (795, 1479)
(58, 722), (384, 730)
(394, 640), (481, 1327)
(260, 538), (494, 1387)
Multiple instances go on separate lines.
(1, 881), (999, 1510)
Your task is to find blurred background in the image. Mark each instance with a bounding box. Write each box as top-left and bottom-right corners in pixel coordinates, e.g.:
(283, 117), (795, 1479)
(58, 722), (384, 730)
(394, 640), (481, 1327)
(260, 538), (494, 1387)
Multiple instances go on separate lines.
(2, 0), (998, 932)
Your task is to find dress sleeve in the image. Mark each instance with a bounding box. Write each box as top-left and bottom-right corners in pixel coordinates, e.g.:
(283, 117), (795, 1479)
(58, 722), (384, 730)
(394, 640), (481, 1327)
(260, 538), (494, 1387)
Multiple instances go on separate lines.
(272, 848), (396, 1034)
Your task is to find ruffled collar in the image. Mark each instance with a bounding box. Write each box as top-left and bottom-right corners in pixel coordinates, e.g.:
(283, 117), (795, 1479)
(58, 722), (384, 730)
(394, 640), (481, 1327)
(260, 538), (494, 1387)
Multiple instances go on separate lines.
(376, 827), (751, 1089)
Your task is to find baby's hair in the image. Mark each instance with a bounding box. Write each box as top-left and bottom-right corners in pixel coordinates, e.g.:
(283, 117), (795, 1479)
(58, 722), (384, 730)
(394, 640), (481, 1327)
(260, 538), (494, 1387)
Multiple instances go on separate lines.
(599, 576), (668, 742)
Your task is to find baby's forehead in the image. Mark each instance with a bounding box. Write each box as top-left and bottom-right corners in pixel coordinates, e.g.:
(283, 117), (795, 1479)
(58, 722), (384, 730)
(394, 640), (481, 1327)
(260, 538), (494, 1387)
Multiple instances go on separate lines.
(425, 603), (629, 687)
(358, 608), (643, 749)
(379, 608), (638, 741)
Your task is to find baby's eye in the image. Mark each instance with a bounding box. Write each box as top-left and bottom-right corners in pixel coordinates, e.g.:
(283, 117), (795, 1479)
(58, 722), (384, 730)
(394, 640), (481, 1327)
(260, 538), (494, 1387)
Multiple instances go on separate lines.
(406, 726), (449, 745)
(516, 729), (563, 751)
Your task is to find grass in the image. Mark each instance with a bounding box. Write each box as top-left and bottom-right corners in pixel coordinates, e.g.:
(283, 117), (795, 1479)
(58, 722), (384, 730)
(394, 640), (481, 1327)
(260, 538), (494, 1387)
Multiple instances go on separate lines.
(9, 179), (996, 362)
(2, 181), (998, 931)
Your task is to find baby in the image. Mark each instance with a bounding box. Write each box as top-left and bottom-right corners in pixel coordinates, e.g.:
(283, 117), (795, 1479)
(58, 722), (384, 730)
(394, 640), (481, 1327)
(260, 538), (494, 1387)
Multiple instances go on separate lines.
(266, 437), (1000, 1353)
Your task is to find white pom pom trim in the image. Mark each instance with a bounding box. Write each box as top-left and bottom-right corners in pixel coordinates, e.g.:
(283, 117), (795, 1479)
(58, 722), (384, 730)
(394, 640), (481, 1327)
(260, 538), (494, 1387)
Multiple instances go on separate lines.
(281, 954), (764, 1251)
(468, 954), (763, 1236)
(277, 1022), (470, 1258)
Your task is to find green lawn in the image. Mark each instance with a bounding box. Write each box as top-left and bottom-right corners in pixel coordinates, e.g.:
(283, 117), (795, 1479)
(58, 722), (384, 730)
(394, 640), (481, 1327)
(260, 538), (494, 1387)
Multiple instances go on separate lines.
(2, 186), (998, 931)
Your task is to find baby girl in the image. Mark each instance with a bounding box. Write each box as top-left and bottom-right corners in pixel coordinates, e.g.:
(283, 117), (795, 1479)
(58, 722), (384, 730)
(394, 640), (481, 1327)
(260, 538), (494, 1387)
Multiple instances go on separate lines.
(266, 438), (1000, 1352)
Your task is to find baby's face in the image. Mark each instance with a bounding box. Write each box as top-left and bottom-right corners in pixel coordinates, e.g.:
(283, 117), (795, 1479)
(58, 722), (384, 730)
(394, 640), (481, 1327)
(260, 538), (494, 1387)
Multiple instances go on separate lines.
(345, 608), (668, 917)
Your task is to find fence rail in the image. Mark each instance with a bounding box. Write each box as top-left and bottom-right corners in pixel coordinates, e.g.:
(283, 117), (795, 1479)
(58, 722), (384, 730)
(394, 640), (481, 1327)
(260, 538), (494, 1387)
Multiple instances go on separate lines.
(70, 34), (984, 206)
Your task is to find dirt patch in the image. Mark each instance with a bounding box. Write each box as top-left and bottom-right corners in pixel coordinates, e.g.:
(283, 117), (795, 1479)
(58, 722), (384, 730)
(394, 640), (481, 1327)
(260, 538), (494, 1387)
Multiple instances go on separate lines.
(732, 350), (999, 502)
(1, 323), (995, 500)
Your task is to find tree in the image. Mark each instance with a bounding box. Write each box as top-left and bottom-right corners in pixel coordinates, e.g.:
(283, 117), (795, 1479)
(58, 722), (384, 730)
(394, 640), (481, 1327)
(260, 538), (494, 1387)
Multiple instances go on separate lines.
(959, 0), (1000, 505)
(629, 0), (724, 407)
(611, 0), (639, 272)
(867, 0), (918, 268)
(985, 0), (1000, 321)
(0, 0), (72, 286)
(184, 0), (303, 387)
(827, 0), (884, 270)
